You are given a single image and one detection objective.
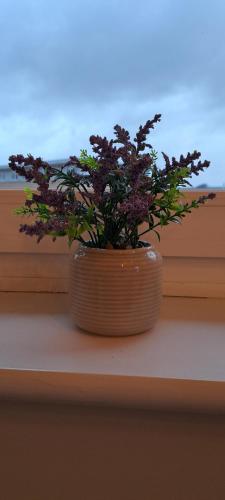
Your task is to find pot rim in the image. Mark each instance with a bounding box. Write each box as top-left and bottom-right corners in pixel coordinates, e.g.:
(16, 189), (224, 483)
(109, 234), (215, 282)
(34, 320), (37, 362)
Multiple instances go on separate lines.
(78, 241), (154, 255)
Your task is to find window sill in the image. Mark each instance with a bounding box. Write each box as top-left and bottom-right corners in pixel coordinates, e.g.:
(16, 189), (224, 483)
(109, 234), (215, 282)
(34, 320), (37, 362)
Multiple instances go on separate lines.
(1, 292), (225, 413)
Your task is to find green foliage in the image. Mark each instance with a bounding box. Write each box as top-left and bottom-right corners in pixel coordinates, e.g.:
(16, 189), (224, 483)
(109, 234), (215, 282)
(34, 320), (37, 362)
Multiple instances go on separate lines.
(79, 149), (99, 170)
(9, 116), (215, 248)
(37, 203), (51, 220)
(67, 214), (93, 247)
(24, 187), (33, 200)
(14, 206), (34, 216)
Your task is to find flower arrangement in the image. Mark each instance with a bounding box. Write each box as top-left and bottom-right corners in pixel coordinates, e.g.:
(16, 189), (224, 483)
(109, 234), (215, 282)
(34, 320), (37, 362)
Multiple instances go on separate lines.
(9, 114), (215, 249)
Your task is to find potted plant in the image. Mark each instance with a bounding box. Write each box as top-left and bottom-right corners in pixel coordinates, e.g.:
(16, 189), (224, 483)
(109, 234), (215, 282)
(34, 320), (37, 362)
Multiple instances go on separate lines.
(9, 114), (215, 336)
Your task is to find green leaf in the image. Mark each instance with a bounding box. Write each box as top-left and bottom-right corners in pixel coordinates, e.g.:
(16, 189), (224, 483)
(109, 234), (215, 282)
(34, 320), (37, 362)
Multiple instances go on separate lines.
(23, 187), (33, 200)
(13, 206), (26, 216)
(86, 205), (95, 223)
(13, 205), (35, 216)
(78, 221), (92, 234)
(96, 223), (104, 235)
(37, 203), (51, 221)
(79, 149), (99, 170)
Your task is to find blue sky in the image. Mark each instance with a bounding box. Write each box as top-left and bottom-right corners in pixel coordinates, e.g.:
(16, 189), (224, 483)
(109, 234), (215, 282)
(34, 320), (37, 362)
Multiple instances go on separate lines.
(0, 0), (225, 186)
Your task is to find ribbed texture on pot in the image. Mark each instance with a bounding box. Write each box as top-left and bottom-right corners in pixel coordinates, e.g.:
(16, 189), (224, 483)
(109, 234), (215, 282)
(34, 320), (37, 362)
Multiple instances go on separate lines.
(70, 244), (162, 336)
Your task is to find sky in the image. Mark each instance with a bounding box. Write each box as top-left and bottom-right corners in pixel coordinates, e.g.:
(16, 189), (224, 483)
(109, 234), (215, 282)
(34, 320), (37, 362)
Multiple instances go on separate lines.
(0, 0), (224, 186)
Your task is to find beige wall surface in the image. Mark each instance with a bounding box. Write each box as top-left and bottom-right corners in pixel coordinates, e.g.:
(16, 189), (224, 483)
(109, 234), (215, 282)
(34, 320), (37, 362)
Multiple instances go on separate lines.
(1, 189), (225, 257)
(1, 401), (225, 500)
(1, 189), (225, 297)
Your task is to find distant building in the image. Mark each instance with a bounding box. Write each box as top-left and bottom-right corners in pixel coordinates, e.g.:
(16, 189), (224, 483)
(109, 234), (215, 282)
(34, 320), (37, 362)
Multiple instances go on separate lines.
(196, 183), (208, 188)
(0, 159), (66, 182)
(0, 167), (20, 182)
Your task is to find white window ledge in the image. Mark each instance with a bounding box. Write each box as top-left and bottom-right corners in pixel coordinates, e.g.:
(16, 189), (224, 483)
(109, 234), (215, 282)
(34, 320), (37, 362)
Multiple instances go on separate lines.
(1, 292), (225, 413)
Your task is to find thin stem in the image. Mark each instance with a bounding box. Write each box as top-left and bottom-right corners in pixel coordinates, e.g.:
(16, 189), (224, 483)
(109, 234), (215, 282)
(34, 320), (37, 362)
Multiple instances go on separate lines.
(81, 183), (91, 196)
(87, 231), (96, 246)
(138, 226), (151, 238)
(77, 187), (91, 207)
(94, 215), (101, 247)
(152, 222), (161, 230)
(138, 220), (161, 239)
(77, 235), (87, 245)
(122, 227), (135, 248)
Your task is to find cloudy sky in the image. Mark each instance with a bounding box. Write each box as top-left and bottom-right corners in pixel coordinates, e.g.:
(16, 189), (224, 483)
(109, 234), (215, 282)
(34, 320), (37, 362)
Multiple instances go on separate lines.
(0, 0), (224, 186)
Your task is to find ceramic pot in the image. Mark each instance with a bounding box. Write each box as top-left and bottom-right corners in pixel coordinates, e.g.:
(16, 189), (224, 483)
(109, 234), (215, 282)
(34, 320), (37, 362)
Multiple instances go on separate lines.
(70, 243), (162, 336)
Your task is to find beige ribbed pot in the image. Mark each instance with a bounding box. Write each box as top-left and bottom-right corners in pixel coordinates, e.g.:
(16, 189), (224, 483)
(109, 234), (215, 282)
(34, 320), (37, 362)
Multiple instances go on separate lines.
(70, 243), (162, 336)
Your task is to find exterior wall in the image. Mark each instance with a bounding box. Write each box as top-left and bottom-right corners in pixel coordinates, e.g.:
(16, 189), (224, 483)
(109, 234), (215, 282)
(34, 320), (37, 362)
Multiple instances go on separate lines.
(0, 189), (225, 297)
(1, 401), (225, 500)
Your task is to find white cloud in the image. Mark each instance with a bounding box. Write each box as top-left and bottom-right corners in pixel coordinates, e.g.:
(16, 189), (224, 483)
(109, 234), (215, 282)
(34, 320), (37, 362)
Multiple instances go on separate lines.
(0, 0), (224, 185)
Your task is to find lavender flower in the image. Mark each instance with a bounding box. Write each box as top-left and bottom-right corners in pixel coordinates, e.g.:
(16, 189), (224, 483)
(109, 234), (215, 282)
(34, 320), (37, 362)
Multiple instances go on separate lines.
(9, 154), (53, 189)
(134, 114), (161, 152)
(119, 193), (154, 224)
(9, 115), (215, 249)
(19, 219), (67, 242)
